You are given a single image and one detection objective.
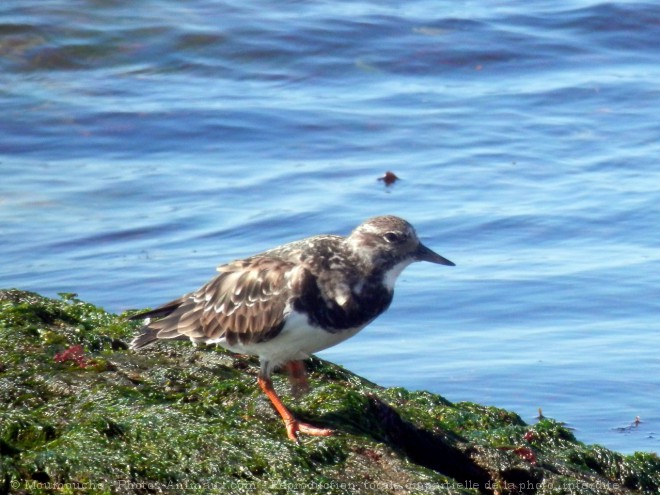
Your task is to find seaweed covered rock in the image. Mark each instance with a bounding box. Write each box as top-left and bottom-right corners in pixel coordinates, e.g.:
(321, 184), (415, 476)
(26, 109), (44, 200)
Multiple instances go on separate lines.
(0, 289), (658, 494)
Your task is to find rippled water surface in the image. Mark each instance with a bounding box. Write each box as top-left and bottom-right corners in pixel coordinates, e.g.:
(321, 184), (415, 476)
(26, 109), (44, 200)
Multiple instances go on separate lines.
(2, 0), (659, 453)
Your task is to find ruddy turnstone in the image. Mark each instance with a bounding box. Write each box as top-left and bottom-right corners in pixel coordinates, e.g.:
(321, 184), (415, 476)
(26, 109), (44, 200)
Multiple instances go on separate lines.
(129, 215), (454, 440)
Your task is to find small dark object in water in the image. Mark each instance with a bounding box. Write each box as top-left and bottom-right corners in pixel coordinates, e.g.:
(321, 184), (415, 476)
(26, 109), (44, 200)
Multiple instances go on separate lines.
(614, 416), (643, 433)
(378, 171), (399, 186)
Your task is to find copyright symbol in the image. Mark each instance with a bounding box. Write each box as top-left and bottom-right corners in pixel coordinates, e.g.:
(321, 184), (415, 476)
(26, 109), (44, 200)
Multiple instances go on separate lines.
(10, 480), (21, 489)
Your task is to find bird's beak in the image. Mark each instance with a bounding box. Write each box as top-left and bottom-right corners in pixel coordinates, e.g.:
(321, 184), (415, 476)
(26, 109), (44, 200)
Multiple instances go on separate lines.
(415, 243), (455, 266)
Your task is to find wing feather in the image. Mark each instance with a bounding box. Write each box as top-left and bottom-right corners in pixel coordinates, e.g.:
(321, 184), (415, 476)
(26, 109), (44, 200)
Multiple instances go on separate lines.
(129, 257), (303, 349)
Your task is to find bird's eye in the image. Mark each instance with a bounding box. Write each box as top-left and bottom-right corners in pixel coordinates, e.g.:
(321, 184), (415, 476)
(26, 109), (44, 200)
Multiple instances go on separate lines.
(383, 232), (402, 243)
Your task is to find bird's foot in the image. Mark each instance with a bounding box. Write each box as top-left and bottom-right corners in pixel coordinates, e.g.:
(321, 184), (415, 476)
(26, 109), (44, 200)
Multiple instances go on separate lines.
(258, 373), (332, 442)
(285, 418), (333, 442)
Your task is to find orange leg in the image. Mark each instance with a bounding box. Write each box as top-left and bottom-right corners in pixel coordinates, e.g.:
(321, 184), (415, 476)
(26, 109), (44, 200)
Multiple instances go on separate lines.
(285, 360), (310, 398)
(257, 373), (333, 441)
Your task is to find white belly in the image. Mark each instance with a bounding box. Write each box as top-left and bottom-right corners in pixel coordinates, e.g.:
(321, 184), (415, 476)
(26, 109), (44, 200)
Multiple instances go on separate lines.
(207, 310), (367, 371)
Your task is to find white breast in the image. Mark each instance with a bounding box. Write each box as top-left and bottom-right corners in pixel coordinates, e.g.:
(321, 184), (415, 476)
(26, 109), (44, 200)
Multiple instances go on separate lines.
(382, 259), (414, 291)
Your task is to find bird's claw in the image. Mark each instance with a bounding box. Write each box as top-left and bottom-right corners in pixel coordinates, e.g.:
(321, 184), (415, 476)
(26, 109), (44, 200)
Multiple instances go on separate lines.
(285, 418), (333, 442)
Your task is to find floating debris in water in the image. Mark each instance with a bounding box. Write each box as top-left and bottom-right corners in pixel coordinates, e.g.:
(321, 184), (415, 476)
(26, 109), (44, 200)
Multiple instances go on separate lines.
(614, 416), (642, 433)
(378, 171), (399, 186)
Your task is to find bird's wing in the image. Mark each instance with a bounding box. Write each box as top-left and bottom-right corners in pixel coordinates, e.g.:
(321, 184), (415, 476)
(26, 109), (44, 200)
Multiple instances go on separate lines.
(129, 257), (305, 349)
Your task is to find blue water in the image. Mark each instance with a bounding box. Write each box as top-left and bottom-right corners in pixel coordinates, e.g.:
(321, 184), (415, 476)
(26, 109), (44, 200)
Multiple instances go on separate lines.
(2, 1), (659, 454)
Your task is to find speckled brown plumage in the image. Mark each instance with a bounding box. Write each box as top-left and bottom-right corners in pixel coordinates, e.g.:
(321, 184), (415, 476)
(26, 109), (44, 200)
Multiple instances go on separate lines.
(129, 215), (454, 440)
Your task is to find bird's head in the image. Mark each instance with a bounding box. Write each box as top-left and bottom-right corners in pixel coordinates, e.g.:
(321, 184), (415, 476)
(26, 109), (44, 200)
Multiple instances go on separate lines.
(346, 215), (454, 289)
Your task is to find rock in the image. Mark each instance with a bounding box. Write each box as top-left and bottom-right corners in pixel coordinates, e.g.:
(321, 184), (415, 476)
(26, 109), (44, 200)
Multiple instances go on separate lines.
(0, 289), (658, 494)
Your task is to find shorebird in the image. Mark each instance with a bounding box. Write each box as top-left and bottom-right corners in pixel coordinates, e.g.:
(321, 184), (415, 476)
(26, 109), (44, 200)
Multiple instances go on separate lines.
(129, 215), (454, 440)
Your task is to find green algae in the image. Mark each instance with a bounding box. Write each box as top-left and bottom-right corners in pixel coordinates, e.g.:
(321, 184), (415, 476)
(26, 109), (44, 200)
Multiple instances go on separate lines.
(1, 289), (658, 495)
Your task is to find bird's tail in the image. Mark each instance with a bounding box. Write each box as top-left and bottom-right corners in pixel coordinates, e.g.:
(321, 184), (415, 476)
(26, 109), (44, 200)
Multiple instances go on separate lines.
(129, 327), (160, 349)
(127, 298), (185, 349)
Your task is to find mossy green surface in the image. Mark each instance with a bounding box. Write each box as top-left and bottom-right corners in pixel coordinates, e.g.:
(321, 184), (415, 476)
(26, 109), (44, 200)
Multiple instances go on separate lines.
(1, 289), (658, 494)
